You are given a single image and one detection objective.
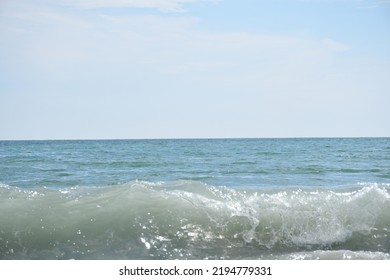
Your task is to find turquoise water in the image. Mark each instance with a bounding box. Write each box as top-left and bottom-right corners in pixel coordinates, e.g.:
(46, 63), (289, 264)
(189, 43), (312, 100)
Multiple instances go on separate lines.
(1, 138), (389, 259)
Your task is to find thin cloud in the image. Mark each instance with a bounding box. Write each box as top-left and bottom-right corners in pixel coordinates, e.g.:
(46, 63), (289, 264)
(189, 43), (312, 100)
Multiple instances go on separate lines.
(322, 39), (351, 52)
(60, 0), (220, 12)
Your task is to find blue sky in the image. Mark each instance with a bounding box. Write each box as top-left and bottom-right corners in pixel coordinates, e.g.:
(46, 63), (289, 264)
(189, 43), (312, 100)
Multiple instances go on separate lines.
(0, 0), (389, 139)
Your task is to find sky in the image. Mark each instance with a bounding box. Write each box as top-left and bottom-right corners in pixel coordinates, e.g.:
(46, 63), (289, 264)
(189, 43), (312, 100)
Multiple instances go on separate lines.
(0, 0), (389, 140)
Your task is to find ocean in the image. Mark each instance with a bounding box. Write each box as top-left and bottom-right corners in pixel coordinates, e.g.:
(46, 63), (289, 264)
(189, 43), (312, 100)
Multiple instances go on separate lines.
(0, 138), (389, 260)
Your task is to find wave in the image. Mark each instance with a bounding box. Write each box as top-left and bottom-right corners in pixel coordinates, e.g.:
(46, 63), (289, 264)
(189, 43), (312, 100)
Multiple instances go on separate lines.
(0, 181), (389, 259)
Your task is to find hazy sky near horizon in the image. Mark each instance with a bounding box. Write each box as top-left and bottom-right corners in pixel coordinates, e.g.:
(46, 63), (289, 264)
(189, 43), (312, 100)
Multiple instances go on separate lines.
(1, 0), (389, 140)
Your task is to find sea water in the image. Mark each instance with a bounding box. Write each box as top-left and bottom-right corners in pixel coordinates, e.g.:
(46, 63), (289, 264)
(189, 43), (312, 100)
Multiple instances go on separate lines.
(0, 138), (389, 259)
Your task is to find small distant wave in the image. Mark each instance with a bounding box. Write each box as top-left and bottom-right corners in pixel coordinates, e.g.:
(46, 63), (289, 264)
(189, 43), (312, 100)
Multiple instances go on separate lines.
(0, 181), (389, 259)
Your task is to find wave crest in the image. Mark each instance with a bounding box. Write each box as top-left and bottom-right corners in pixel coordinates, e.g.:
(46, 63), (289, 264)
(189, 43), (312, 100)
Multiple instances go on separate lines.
(0, 181), (389, 259)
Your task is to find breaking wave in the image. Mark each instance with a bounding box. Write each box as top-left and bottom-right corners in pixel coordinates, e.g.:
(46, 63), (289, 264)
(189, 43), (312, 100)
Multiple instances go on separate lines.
(1, 181), (389, 259)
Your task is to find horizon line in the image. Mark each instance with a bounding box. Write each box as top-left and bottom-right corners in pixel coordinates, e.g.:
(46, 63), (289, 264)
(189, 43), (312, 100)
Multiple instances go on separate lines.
(1, 136), (389, 141)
